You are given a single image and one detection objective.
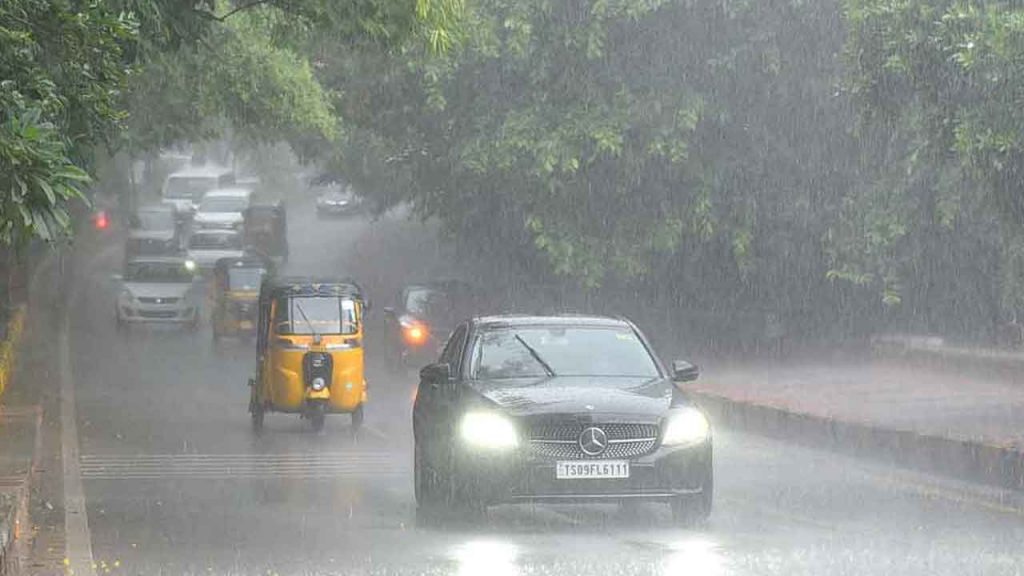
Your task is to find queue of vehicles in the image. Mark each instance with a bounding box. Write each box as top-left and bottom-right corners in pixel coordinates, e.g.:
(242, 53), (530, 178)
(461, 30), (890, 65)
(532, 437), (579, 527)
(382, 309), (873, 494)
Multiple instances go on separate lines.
(114, 161), (714, 526)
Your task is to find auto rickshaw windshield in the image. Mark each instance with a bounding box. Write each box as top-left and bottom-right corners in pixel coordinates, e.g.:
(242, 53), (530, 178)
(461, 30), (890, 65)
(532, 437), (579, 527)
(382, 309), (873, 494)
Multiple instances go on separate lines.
(227, 268), (265, 291)
(274, 296), (358, 336)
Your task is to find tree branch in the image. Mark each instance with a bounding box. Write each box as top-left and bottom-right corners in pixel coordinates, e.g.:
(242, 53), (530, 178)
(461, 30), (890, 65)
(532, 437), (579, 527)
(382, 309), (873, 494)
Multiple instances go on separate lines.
(192, 0), (275, 23)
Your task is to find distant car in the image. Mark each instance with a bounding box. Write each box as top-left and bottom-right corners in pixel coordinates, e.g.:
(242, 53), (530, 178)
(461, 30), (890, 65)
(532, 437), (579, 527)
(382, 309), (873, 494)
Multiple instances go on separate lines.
(160, 164), (235, 219)
(315, 185), (363, 217)
(413, 315), (713, 524)
(383, 280), (479, 368)
(186, 229), (245, 271)
(193, 188), (253, 230)
(125, 204), (182, 259)
(114, 257), (201, 329)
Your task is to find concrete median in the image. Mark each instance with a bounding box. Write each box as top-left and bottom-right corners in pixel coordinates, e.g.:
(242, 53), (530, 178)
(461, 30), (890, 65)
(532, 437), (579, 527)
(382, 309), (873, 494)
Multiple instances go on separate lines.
(693, 391), (1024, 492)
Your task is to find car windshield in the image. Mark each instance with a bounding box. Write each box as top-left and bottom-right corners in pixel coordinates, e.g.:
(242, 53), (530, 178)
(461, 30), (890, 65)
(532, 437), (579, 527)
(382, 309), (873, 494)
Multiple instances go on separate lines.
(132, 210), (175, 230)
(124, 262), (193, 284)
(227, 267), (265, 291)
(163, 176), (217, 200)
(274, 296), (358, 335)
(200, 196), (247, 213)
(470, 326), (660, 379)
(405, 288), (451, 317)
(189, 233), (241, 249)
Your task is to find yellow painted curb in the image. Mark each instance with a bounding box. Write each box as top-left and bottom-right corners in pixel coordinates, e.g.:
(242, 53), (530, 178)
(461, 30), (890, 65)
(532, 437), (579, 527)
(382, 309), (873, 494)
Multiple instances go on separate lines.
(0, 306), (27, 401)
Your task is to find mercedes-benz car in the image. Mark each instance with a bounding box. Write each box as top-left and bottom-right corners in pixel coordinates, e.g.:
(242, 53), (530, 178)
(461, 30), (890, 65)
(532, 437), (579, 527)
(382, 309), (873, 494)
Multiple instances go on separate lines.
(412, 315), (712, 524)
(114, 257), (201, 329)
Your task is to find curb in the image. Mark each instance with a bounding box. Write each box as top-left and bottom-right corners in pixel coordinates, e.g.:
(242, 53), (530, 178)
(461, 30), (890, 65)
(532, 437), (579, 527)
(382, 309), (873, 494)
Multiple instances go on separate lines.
(692, 391), (1024, 493)
(872, 341), (1024, 379)
(0, 307), (26, 402)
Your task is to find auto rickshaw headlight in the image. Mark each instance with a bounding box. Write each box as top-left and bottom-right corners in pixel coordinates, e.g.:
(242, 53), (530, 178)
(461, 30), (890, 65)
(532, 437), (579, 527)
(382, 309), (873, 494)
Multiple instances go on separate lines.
(311, 377), (327, 391)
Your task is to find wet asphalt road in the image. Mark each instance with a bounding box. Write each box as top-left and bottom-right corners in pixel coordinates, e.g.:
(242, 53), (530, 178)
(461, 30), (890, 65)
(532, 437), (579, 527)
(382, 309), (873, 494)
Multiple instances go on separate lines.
(67, 201), (1024, 575)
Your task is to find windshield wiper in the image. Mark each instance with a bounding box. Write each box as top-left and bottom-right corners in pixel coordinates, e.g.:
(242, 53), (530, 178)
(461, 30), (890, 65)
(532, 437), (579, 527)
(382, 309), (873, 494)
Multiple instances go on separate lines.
(293, 301), (321, 341)
(514, 334), (556, 377)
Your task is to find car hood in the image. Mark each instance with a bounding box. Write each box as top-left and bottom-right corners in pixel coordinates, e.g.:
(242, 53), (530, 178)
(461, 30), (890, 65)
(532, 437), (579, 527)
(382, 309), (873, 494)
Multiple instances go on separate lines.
(466, 376), (675, 418)
(194, 212), (242, 224)
(123, 282), (193, 299)
(128, 229), (175, 241)
(188, 248), (245, 264)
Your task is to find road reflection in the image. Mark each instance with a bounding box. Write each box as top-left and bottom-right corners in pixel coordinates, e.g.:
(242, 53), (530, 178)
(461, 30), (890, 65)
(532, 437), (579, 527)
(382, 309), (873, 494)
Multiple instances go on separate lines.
(452, 540), (519, 576)
(662, 537), (725, 576)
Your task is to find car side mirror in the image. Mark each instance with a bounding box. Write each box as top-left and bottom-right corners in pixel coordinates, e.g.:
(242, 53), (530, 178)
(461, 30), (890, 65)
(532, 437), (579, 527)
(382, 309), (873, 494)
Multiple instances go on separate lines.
(672, 360), (700, 383)
(420, 363), (451, 387)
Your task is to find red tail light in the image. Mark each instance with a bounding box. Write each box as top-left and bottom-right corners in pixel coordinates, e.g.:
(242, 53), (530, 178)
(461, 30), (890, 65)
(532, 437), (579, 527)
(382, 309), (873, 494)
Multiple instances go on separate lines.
(94, 210), (110, 230)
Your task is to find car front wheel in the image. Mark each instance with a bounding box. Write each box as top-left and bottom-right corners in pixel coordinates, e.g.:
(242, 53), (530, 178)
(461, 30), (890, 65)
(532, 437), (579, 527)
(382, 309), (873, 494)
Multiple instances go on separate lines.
(670, 466), (713, 526)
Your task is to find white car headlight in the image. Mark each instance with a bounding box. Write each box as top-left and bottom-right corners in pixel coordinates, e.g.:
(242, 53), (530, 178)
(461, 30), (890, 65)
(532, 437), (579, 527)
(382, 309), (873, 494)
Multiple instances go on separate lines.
(459, 411), (518, 450)
(662, 408), (710, 446)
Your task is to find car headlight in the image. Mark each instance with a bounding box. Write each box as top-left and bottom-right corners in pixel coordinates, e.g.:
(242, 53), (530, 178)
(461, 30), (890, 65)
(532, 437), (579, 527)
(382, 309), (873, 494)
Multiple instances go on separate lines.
(662, 408), (710, 446)
(459, 411), (518, 450)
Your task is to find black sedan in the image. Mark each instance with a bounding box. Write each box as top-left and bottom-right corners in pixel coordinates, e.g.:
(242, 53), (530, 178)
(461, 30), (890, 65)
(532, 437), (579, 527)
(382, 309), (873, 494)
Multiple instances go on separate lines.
(412, 315), (712, 524)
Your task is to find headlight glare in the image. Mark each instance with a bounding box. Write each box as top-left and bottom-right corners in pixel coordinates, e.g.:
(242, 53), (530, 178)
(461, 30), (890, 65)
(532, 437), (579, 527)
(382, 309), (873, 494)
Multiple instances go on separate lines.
(662, 408), (710, 446)
(459, 411), (518, 450)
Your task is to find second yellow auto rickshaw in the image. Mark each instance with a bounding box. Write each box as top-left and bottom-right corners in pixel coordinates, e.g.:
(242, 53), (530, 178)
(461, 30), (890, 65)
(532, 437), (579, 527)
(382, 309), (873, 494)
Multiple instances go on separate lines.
(249, 277), (368, 432)
(210, 256), (272, 342)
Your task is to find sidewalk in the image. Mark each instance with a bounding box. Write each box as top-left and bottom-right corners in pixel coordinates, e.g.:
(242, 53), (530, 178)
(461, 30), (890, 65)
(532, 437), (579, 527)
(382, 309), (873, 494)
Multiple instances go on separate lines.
(689, 354), (1024, 491)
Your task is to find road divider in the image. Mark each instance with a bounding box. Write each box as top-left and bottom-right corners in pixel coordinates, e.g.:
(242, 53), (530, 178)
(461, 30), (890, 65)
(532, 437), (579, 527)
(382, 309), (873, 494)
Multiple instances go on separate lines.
(693, 391), (1024, 493)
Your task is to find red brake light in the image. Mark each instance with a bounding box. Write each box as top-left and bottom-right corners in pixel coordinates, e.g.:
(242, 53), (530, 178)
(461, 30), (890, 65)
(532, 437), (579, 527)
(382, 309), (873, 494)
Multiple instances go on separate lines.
(94, 210), (110, 230)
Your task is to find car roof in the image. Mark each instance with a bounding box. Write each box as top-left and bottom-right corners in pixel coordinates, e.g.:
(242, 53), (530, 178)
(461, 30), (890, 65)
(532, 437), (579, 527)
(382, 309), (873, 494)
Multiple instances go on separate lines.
(136, 203), (176, 213)
(167, 164), (233, 178)
(190, 228), (240, 237)
(125, 256), (190, 265)
(471, 314), (633, 330)
(202, 187), (251, 198)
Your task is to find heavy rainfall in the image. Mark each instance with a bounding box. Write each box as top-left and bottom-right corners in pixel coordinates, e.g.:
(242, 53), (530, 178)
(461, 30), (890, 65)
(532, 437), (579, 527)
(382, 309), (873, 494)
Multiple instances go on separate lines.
(1, 0), (1024, 575)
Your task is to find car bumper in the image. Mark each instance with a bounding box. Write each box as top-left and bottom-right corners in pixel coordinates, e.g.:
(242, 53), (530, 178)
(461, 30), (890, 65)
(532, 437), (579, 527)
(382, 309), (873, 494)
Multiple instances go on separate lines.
(453, 439), (712, 505)
(118, 304), (196, 324)
(317, 203), (359, 215)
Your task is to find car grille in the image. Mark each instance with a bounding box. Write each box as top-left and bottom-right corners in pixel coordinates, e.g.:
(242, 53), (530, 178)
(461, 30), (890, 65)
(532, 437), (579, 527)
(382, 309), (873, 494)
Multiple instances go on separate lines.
(528, 423), (658, 460)
(138, 310), (178, 319)
(138, 297), (179, 304)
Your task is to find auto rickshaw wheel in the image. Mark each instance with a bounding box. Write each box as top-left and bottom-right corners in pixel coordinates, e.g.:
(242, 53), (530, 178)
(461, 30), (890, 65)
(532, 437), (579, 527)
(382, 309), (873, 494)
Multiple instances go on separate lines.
(351, 405), (364, 430)
(250, 388), (264, 433)
(309, 403), (326, 432)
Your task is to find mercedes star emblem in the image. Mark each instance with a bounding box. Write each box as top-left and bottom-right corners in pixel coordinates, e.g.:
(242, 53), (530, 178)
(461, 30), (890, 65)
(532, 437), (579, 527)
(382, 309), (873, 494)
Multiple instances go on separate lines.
(578, 427), (608, 456)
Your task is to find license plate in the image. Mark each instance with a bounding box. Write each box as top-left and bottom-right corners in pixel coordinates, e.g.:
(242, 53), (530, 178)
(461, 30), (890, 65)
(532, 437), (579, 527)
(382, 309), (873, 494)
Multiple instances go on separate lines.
(556, 460), (630, 480)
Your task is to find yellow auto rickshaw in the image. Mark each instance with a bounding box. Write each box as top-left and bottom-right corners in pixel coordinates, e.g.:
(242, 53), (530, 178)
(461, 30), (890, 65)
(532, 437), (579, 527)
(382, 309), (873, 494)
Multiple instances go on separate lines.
(249, 277), (368, 432)
(211, 256), (272, 342)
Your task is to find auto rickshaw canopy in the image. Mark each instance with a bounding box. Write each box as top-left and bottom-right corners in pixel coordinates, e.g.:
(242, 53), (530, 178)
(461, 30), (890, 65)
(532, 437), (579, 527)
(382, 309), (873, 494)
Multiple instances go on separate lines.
(243, 201), (287, 258)
(256, 277), (366, 354)
(213, 255), (275, 292)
